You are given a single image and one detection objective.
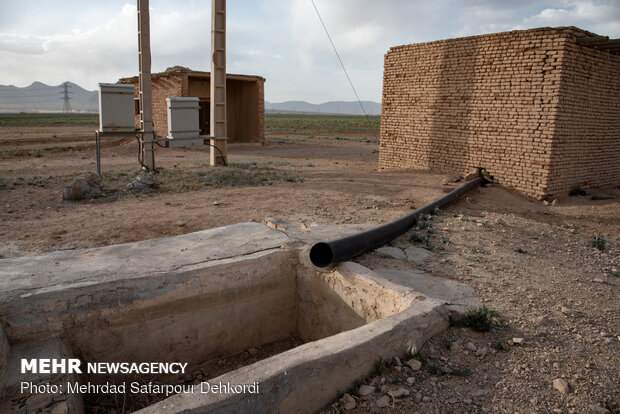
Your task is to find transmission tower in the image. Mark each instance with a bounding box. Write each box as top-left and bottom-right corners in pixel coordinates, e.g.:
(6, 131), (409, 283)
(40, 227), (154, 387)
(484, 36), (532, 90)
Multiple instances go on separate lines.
(59, 82), (73, 113)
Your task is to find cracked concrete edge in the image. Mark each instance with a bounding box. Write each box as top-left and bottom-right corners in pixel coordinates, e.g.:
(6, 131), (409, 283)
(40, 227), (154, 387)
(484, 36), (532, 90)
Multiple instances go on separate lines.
(0, 222), (290, 301)
(272, 218), (376, 246)
(369, 267), (480, 312)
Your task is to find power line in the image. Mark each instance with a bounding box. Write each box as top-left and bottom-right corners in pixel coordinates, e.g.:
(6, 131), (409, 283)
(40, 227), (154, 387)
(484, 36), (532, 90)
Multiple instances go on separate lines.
(59, 81), (73, 113)
(309, 0), (368, 119)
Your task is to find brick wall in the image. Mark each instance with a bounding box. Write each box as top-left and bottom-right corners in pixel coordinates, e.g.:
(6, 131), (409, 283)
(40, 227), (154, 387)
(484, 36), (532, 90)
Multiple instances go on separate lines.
(119, 71), (265, 143)
(118, 73), (183, 138)
(257, 79), (265, 143)
(546, 29), (620, 194)
(379, 27), (620, 198)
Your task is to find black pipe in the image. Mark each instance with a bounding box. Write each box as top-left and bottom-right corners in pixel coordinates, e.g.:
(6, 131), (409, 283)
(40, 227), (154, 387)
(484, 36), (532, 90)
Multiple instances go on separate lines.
(309, 176), (485, 267)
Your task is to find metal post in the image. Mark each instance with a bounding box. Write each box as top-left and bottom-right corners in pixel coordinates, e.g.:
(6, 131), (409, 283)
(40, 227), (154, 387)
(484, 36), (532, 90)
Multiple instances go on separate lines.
(210, 0), (228, 165)
(95, 131), (101, 175)
(137, 0), (155, 171)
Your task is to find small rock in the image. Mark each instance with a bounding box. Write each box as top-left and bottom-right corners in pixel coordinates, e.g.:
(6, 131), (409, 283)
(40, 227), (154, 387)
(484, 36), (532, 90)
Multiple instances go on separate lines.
(300, 222), (308, 229)
(592, 278), (604, 283)
(543, 200), (550, 206)
(263, 217), (288, 231)
(512, 337), (524, 345)
(561, 306), (575, 315)
(404, 246), (432, 262)
(247, 347), (258, 356)
(358, 385), (376, 396)
(213, 201), (220, 206)
(388, 388), (409, 398)
(62, 178), (90, 200)
(422, 396), (431, 402)
(86, 173), (103, 188)
(588, 404), (611, 413)
(376, 395), (390, 408)
(551, 199), (558, 206)
(342, 394), (356, 411)
(466, 341), (477, 351)
(448, 397), (458, 404)
(553, 378), (570, 395)
(126, 179), (151, 192)
(376, 246), (406, 260)
(414, 392), (422, 402)
(406, 377), (415, 385)
(407, 359), (422, 371)
(136, 174), (157, 187)
(176, 221), (186, 227)
(394, 356), (402, 366)
(532, 315), (550, 325)
(471, 389), (491, 397)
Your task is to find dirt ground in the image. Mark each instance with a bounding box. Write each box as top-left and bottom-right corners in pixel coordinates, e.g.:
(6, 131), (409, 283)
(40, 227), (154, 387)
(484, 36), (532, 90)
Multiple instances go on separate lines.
(0, 123), (618, 413)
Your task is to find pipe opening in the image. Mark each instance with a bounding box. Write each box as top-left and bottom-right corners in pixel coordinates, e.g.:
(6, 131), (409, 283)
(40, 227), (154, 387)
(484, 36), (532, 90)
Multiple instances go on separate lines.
(309, 242), (334, 268)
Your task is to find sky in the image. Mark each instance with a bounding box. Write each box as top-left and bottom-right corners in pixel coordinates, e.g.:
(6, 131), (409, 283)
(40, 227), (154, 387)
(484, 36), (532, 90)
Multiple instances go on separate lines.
(0, 0), (619, 103)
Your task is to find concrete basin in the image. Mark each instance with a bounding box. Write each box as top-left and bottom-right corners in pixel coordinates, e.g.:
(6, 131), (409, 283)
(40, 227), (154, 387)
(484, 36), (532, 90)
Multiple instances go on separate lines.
(0, 222), (477, 413)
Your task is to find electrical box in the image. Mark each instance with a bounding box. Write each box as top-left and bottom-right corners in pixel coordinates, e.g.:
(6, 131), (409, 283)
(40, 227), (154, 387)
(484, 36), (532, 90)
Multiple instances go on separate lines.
(167, 97), (203, 147)
(98, 83), (136, 132)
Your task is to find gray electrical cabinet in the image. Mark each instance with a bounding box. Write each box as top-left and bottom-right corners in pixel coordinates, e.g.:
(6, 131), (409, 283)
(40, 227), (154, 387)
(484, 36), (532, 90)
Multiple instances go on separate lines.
(98, 83), (135, 132)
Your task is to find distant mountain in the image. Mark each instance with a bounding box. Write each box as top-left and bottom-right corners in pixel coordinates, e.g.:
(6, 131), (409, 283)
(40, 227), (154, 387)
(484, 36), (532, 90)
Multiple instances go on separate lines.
(0, 81), (98, 113)
(265, 100), (381, 115)
(0, 82), (381, 116)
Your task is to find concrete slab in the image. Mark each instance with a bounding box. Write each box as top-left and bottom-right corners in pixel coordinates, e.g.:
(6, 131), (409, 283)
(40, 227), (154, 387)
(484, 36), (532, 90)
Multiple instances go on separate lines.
(276, 219), (375, 246)
(404, 246), (432, 262)
(371, 267), (479, 313)
(0, 222), (288, 301)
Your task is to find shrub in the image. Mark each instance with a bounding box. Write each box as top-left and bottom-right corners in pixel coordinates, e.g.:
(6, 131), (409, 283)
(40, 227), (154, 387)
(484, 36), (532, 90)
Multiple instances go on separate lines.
(451, 305), (504, 332)
(590, 234), (607, 251)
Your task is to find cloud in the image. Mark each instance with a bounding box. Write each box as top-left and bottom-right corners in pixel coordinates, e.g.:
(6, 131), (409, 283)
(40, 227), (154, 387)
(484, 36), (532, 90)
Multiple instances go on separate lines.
(515, 0), (620, 35)
(0, 34), (46, 55)
(1, 0), (619, 102)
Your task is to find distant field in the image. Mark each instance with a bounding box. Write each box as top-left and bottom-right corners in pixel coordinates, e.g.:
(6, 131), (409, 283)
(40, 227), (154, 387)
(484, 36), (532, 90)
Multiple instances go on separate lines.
(0, 113), (381, 136)
(0, 113), (98, 127)
(264, 113), (380, 134)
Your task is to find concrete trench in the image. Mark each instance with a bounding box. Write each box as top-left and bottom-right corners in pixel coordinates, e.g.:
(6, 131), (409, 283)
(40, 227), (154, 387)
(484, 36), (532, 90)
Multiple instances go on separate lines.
(0, 221), (478, 413)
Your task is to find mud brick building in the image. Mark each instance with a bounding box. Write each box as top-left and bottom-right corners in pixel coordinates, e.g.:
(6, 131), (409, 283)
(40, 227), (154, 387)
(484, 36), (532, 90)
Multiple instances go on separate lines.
(119, 67), (265, 143)
(379, 27), (620, 199)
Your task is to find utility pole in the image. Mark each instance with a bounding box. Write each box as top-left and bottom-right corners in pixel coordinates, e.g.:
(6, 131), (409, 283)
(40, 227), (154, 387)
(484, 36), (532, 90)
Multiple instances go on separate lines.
(59, 82), (73, 113)
(210, 0), (227, 165)
(137, 0), (155, 171)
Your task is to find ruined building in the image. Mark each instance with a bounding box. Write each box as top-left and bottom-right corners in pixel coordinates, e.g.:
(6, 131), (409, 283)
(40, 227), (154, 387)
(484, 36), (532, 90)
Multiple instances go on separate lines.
(379, 27), (620, 199)
(119, 67), (265, 143)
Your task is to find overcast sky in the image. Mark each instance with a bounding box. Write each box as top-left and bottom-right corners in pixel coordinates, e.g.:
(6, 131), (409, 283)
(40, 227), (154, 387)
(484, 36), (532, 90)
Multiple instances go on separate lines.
(1, 0), (619, 103)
